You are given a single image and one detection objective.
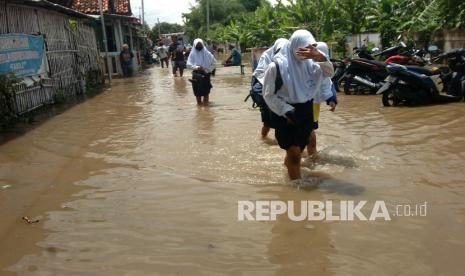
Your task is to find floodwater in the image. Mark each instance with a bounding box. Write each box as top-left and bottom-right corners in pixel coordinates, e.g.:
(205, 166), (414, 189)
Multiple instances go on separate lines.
(1, 65), (464, 276)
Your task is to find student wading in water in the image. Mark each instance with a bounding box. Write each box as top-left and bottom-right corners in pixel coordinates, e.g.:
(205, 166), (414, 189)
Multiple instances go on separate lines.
(187, 39), (217, 105)
(307, 41), (338, 157)
(263, 30), (334, 180)
(252, 38), (288, 138)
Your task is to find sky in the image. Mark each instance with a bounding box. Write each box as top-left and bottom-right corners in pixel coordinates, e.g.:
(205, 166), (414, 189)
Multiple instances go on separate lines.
(131, 0), (287, 26)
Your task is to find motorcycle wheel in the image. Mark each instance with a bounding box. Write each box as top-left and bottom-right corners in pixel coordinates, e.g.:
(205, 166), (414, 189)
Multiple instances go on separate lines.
(332, 69), (345, 92)
(335, 78), (344, 92)
(344, 77), (371, 95)
(382, 90), (396, 107)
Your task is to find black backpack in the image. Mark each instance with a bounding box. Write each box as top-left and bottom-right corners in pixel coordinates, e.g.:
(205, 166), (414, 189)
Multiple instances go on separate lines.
(245, 62), (283, 108)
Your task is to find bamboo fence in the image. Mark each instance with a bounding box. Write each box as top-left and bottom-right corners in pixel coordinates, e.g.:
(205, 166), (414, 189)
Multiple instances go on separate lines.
(0, 0), (101, 114)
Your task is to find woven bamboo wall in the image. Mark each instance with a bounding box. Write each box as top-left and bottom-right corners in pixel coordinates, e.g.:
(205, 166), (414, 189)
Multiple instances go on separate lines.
(0, 0), (101, 114)
(0, 3), (8, 33)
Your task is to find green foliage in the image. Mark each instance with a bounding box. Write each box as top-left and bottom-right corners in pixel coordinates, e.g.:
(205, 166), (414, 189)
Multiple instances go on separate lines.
(149, 22), (184, 43)
(238, 0), (262, 12)
(69, 19), (78, 32)
(182, 0), (465, 52)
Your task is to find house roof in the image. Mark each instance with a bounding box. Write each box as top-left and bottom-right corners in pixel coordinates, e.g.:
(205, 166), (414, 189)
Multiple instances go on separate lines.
(8, 0), (93, 19)
(47, 0), (74, 6)
(71, 0), (132, 15)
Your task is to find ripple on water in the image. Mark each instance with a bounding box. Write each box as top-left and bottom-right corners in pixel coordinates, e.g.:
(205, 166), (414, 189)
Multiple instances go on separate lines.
(3, 68), (465, 275)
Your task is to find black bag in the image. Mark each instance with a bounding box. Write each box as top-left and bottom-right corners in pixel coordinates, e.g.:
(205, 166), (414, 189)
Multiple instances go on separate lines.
(245, 77), (265, 108)
(245, 63), (284, 107)
(245, 48), (283, 108)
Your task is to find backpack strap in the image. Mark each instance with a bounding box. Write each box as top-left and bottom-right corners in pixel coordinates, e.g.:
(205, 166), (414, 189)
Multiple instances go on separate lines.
(274, 62), (283, 94)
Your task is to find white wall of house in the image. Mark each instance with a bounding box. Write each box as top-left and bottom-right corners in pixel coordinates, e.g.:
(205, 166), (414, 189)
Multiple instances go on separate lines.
(349, 33), (382, 49)
(99, 18), (141, 76)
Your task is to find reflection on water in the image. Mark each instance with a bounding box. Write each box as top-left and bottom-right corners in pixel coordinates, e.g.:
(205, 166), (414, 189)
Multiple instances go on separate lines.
(1, 65), (465, 275)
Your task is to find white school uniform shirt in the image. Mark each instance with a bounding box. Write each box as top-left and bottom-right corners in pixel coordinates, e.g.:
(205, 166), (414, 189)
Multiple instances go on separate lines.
(263, 61), (334, 116)
(313, 77), (334, 104)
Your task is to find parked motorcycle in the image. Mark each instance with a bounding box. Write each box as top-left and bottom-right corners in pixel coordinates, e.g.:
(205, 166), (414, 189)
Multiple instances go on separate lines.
(385, 48), (428, 66)
(342, 43), (431, 95)
(373, 42), (407, 60)
(376, 48), (465, 106)
(331, 58), (348, 91)
(353, 46), (376, 60)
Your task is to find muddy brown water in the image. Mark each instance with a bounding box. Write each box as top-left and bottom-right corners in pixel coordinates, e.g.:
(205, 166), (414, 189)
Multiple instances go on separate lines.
(1, 66), (465, 275)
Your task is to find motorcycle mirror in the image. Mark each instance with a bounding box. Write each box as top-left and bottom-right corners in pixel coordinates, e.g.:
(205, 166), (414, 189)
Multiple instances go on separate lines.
(397, 34), (402, 41)
(428, 45), (439, 52)
(371, 47), (380, 53)
(400, 42), (407, 47)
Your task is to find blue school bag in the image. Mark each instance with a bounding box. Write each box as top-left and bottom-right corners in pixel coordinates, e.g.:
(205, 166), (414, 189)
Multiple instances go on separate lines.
(245, 64), (283, 108)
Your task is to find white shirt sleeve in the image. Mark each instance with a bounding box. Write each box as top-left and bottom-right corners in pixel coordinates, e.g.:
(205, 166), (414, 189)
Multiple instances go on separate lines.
(186, 52), (195, 70)
(263, 62), (295, 117)
(206, 55), (216, 73)
(318, 60), (334, 78)
(313, 49), (334, 78)
(314, 77), (333, 103)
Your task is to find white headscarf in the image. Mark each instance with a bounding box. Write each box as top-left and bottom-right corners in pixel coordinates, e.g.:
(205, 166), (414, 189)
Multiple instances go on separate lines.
(273, 30), (325, 102)
(253, 38), (288, 84)
(316, 41), (330, 57)
(187, 38), (216, 73)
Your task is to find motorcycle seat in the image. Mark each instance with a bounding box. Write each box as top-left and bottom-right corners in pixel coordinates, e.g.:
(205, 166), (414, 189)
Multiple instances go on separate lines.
(406, 66), (434, 76)
(353, 58), (387, 69)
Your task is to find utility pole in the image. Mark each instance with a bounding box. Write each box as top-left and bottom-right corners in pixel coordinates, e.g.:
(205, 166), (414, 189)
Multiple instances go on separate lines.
(158, 18), (161, 39)
(206, 0), (210, 39)
(141, 0), (145, 26)
(98, 0), (111, 84)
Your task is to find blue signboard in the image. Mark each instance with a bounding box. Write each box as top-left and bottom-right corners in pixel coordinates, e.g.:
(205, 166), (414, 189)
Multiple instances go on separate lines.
(0, 34), (46, 77)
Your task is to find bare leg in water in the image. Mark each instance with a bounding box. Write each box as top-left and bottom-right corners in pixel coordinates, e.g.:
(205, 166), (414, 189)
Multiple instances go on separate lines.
(203, 95), (209, 105)
(307, 130), (317, 156)
(284, 146), (302, 180)
(196, 96), (202, 105)
(261, 125), (270, 138)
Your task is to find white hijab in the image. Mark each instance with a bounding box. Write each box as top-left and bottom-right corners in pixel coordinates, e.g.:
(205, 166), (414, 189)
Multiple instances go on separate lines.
(273, 30), (325, 101)
(187, 38), (216, 73)
(253, 38), (288, 84)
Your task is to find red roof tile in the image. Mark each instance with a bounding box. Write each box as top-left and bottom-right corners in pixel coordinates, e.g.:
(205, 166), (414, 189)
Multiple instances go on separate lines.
(70, 0), (132, 15)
